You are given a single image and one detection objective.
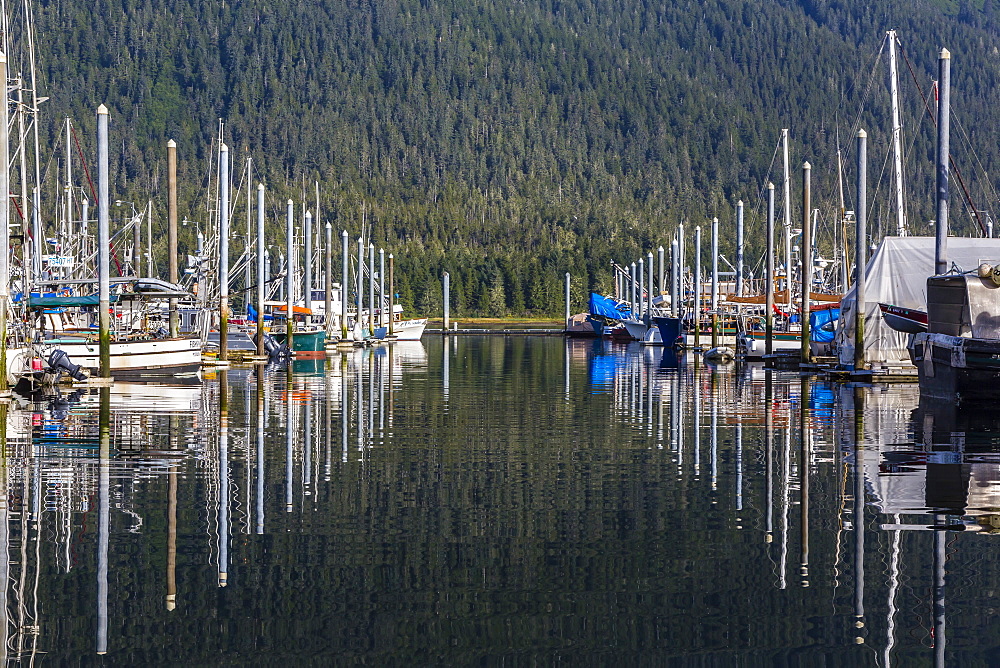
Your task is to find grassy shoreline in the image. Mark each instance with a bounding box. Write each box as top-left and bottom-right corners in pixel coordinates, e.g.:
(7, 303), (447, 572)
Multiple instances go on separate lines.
(425, 317), (563, 329)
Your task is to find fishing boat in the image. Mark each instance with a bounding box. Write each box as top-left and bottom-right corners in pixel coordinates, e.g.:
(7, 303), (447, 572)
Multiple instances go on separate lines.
(268, 302), (327, 352)
(587, 293), (637, 340)
(912, 267), (1000, 403)
(26, 291), (202, 377)
(373, 304), (426, 341)
(564, 313), (598, 338)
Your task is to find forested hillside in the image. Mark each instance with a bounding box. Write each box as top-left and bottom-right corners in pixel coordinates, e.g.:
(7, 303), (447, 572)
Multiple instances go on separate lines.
(28, 0), (1000, 314)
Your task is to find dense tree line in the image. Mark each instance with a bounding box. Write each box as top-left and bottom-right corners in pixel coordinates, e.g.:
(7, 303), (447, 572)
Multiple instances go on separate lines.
(23, 0), (1000, 315)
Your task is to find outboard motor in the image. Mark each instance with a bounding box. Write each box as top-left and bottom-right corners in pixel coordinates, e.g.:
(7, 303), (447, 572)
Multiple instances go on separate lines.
(47, 349), (88, 381)
(263, 334), (290, 358)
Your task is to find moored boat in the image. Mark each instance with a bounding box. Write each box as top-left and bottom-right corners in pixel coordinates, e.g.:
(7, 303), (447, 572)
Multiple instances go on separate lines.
(913, 269), (1000, 403)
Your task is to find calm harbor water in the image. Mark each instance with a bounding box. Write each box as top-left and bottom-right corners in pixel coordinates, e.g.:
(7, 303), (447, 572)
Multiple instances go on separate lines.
(2, 336), (998, 664)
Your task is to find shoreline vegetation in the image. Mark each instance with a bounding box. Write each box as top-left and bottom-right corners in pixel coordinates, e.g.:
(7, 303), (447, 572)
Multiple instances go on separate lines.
(33, 1), (1000, 317)
(424, 317), (563, 329)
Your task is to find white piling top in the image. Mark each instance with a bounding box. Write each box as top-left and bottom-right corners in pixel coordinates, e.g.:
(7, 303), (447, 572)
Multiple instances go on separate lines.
(167, 139), (176, 148)
(97, 104), (108, 115)
(857, 129), (867, 138)
(941, 47), (951, 59)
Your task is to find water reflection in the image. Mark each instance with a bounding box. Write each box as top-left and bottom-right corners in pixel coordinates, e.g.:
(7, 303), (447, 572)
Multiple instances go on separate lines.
(0, 338), (997, 662)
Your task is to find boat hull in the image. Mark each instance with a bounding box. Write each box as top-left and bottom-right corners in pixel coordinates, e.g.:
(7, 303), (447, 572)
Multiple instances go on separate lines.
(271, 329), (327, 352)
(913, 332), (1000, 403)
(374, 318), (427, 341)
(40, 336), (203, 377)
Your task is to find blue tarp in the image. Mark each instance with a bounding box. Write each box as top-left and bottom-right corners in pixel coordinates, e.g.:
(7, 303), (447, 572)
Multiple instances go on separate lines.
(810, 307), (840, 343)
(588, 293), (632, 321)
(246, 303), (274, 323)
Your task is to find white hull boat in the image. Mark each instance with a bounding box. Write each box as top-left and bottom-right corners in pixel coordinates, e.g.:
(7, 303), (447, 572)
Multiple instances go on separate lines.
(375, 318), (427, 341)
(39, 336), (203, 377)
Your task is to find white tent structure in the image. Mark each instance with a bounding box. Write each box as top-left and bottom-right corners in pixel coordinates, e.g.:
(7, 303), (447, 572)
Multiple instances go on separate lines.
(836, 236), (1000, 368)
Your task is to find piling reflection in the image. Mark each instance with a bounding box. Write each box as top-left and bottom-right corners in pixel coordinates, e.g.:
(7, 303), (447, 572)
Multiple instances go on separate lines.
(0, 338), (996, 662)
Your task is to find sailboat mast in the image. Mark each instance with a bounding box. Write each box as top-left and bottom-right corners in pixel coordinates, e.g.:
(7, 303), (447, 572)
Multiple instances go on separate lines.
(782, 129), (792, 310)
(24, 0), (42, 284)
(888, 30), (907, 237)
(65, 117), (72, 254)
(15, 75), (28, 290)
(837, 147), (849, 292)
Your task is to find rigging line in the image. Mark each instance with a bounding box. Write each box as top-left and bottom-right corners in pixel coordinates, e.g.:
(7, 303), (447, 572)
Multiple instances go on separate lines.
(745, 134), (785, 277)
(69, 123), (96, 208)
(845, 37), (888, 150)
(71, 123), (123, 275)
(952, 110), (1000, 220)
(897, 41), (986, 236)
(869, 139), (894, 235)
(834, 33), (887, 141)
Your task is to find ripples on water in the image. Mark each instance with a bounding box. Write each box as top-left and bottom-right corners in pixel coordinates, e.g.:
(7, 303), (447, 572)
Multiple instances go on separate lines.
(1, 336), (998, 664)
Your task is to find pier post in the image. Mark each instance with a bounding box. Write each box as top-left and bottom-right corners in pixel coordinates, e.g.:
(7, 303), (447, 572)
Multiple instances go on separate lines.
(356, 237), (364, 338)
(736, 200), (745, 297)
(694, 226), (701, 349)
(856, 130), (868, 370)
(646, 251), (654, 327)
(97, 104), (111, 378)
(379, 248), (385, 329)
(167, 139), (179, 338)
(388, 254), (395, 338)
(670, 238), (680, 318)
(638, 257), (645, 322)
(325, 221), (333, 338)
(219, 143), (230, 362)
(657, 246), (665, 298)
(766, 183), (775, 355)
(341, 231), (349, 340)
(670, 239), (679, 319)
(677, 223), (685, 313)
(935, 48), (951, 275)
(368, 243), (375, 335)
(303, 210), (312, 313)
(564, 272), (571, 330)
(630, 262), (637, 317)
(801, 162), (812, 365)
(256, 185), (266, 356)
(285, 200), (294, 351)
(443, 272), (450, 332)
(711, 217), (719, 348)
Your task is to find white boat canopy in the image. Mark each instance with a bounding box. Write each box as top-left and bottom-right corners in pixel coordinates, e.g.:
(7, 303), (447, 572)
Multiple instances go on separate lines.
(836, 236), (1000, 368)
